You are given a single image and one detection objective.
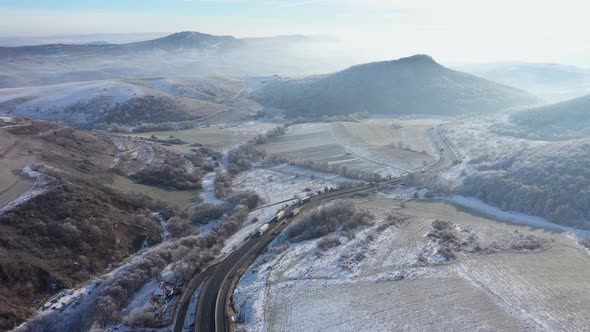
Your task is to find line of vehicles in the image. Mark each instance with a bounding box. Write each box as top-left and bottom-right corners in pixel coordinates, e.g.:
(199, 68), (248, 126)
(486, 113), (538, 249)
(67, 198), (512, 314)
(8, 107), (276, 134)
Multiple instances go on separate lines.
(254, 194), (313, 236)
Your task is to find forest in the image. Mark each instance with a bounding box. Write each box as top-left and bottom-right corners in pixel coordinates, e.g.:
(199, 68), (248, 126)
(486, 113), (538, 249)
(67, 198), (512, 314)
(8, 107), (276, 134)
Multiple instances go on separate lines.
(458, 139), (590, 229)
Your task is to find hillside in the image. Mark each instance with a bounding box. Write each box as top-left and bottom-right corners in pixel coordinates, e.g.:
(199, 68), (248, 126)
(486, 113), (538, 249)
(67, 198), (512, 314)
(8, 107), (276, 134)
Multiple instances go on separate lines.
(460, 62), (590, 102)
(255, 55), (539, 117)
(0, 119), (212, 329)
(0, 77), (252, 128)
(458, 138), (590, 229)
(491, 94), (590, 140)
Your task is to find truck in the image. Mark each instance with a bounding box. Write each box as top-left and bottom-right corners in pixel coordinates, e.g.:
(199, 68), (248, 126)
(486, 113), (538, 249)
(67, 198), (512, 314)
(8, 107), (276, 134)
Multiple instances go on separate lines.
(256, 223), (270, 236)
(286, 208), (300, 219)
(299, 196), (311, 205)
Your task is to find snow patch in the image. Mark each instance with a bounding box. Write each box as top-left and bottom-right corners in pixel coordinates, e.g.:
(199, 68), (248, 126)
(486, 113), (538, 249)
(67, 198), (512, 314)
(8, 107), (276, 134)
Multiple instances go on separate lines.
(445, 195), (590, 239)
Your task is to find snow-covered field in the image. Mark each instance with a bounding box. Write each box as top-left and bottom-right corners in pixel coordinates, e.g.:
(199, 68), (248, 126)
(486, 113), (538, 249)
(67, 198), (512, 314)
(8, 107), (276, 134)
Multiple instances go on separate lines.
(232, 165), (354, 205)
(234, 198), (590, 332)
(259, 119), (441, 177)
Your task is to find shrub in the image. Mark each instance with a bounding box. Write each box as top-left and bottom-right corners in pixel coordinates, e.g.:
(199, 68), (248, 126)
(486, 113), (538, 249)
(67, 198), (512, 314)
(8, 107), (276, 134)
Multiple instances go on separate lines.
(123, 307), (161, 328)
(287, 200), (374, 242)
(214, 172), (234, 198)
(377, 213), (411, 231)
(317, 236), (342, 251)
(167, 217), (195, 238)
(131, 165), (202, 190)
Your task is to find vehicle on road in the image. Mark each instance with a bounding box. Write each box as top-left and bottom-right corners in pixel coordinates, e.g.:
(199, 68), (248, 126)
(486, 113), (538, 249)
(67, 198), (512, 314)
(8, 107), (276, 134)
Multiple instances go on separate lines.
(287, 208), (300, 219)
(299, 196), (311, 205)
(256, 223), (270, 236)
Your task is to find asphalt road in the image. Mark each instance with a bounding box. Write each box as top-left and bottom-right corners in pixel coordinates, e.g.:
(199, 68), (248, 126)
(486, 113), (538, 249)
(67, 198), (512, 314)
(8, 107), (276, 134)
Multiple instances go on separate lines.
(196, 181), (401, 332)
(175, 127), (457, 332)
(427, 125), (458, 172)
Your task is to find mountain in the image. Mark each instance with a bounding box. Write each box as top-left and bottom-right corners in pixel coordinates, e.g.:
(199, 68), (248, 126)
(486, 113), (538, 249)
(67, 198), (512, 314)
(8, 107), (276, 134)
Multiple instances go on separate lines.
(0, 31), (240, 57)
(492, 94), (590, 140)
(126, 31), (242, 51)
(255, 55), (539, 117)
(0, 32), (334, 88)
(459, 62), (590, 102)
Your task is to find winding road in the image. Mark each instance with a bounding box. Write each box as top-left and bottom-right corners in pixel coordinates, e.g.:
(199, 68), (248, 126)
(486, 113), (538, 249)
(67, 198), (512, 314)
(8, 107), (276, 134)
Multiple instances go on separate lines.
(174, 126), (457, 332)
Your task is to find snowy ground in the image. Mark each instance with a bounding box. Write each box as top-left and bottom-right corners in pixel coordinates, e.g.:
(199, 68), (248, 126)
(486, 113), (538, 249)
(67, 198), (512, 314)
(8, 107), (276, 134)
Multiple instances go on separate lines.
(0, 166), (58, 215)
(234, 197), (590, 332)
(259, 119), (440, 177)
(442, 115), (548, 163)
(200, 171), (223, 204)
(444, 195), (590, 239)
(0, 80), (144, 125)
(16, 246), (162, 331)
(232, 165), (358, 205)
(222, 164), (359, 255)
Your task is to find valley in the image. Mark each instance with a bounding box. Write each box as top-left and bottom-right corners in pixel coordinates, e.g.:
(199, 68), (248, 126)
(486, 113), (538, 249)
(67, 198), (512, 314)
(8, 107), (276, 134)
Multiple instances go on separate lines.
(0, 28), (589, 332)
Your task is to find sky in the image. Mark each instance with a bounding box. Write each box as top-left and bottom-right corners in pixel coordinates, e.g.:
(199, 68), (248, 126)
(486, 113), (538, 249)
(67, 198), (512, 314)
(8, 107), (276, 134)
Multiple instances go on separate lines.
(1, 0), (589, 66)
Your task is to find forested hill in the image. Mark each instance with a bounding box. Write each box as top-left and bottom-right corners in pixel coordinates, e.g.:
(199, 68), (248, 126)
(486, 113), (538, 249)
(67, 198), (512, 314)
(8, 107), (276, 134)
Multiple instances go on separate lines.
(255, 55), (539, 117)
(499, 94), (590, 140)
(459, 139), (590, 229)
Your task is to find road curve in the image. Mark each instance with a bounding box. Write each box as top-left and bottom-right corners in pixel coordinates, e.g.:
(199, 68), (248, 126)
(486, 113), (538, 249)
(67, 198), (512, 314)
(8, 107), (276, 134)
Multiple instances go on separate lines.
(196, 181), (400, 332)
(175, 127), (457, 332)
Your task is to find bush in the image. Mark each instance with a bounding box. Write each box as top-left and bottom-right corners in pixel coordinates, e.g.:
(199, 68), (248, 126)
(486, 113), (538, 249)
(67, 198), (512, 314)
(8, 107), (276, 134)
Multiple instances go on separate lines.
(436, 246), (456, 260)
(427, 220), (459, 246)
(377, 213), (411, 231)
(287, 200), (374, 242)
(131, 165), (202, 190)
(289, 159), (382, 182)
(316, 236), (342, 251)
(404, 172), (458, 195)
(214, 172), (234, 198)
(167, 217), (195, 238)
(123, 307), (160, 328)
(188, 203), (224, 224)
(510, 235), (546, 251)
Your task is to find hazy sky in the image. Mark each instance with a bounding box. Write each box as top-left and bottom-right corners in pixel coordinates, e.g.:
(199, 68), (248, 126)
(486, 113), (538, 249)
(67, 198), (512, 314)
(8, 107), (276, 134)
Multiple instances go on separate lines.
(1, 0), (589, 65)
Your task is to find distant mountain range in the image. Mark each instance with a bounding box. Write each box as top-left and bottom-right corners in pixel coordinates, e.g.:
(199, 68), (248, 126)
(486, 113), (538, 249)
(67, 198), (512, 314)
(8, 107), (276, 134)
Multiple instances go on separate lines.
(0, 32), (321, 88)
(459, 62), (590, 102)
(255, 55), (539, 117)
(0, 31), (247, 57)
